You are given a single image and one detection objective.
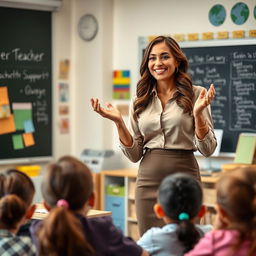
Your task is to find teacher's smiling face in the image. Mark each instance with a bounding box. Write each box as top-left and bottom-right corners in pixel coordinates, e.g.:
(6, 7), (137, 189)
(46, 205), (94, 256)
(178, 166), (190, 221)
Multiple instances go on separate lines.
(148, 42), (178, 83)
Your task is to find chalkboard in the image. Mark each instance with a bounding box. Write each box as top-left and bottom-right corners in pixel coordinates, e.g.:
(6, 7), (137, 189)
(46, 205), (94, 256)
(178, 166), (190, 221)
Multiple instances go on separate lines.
(0, 7), (52, 162)
(181, 40), (256, 154)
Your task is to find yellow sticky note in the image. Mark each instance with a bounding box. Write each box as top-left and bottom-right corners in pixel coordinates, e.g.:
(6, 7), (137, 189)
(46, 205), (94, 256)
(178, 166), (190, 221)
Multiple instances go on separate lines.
(0, 114), (16, 135)
(22, 133), (35, 147)
(0, 87), (9, 105)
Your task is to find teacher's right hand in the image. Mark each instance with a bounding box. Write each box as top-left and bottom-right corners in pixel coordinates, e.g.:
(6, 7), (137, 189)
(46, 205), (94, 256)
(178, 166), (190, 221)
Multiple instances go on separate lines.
(91, 98), (122, 124)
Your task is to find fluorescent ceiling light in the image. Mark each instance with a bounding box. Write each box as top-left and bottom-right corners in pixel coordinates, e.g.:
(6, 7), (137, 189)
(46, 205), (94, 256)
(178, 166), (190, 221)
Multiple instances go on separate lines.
(0, 0), (62, 11)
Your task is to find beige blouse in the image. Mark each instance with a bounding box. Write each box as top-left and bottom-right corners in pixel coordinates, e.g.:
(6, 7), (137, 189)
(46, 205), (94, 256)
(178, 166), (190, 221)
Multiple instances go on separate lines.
(120, 85), (217, 163)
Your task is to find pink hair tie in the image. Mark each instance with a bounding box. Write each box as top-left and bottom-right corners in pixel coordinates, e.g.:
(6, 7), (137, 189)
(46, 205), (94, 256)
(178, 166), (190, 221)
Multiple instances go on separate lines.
(57, 199), (69, 209)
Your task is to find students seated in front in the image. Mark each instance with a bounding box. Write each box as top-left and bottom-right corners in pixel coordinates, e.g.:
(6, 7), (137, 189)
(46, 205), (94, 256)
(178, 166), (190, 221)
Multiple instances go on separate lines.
(137, 173), (212, 256)
(0, 169), (36, 256)
(185, 167), (256, 256)
(30, 155), (149, 256)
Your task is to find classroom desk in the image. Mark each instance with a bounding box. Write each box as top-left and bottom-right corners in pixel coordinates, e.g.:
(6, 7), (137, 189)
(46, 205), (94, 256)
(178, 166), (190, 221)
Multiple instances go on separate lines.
(32, 203), (111, 220)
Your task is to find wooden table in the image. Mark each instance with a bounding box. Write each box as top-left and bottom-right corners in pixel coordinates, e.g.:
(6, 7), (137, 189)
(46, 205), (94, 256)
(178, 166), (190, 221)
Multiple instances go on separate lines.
(32, 203), (111, 220)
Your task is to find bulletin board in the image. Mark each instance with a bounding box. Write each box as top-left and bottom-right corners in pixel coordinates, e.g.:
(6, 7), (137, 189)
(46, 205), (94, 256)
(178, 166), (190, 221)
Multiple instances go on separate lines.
(0, 7), (52, 163)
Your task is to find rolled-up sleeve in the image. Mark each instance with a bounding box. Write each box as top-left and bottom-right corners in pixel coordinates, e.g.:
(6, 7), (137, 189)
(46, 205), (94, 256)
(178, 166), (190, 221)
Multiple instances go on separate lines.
(119, 97), (144, 163)
(195, 105), (217, 157)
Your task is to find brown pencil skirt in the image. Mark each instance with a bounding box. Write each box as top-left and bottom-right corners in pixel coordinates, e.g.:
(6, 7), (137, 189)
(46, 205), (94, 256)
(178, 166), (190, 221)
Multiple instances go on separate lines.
(135, 148), (200, 236)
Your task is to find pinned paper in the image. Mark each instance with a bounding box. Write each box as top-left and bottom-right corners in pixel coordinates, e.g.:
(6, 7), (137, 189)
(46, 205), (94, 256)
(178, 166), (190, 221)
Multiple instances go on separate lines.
(113, 70), (130, 99)
(59, 83), (69, 103)
(0, 114), (16, 135)
(23, 133), (35, 147)
(12, 103), (32, 130)
(24, 120), (35, 133)
(0, 87), (9, 105)
(59, 118), (69, 134)
(59, 59), (70, 80)
(12, 134), (24, 150)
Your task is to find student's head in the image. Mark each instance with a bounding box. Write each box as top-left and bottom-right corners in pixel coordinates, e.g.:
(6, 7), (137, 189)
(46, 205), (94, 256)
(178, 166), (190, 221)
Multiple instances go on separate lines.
(154, 173), (205, 253)
(41, 155), (94, 211)
(134, 35), (193, 118)
(216, 167), (256, 233)
(38, 155), (95, 256)
(0, 169), (35, 231)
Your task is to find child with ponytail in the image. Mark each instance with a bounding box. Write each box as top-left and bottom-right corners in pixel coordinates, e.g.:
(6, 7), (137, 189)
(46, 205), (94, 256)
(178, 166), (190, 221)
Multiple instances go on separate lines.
(185, 167), (256, 256)
(137, 173), (212, 256)
(0, 169), (36, 256)
(30, 155), (148, 256)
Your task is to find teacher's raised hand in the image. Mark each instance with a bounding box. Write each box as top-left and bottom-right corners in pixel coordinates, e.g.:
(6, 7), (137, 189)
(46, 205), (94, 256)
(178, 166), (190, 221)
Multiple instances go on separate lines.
(193, 83), (216, 117)
(90, 98), (122, 124)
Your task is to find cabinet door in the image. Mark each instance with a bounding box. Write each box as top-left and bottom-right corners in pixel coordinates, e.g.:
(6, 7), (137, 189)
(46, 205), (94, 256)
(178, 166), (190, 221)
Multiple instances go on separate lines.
(105, 195), (125, 220)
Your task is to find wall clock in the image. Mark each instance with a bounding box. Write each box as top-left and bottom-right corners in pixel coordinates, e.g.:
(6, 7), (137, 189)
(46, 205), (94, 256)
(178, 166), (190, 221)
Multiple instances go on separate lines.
(78, 14), (98, 41)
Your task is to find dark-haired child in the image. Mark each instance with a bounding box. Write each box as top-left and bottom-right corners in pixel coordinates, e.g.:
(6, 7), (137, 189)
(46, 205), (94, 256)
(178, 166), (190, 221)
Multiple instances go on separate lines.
(185, 167), (256, 256)
(0, 169), (36, 256)
(137, 173), (212, 256)
(30, 155), (149, 256)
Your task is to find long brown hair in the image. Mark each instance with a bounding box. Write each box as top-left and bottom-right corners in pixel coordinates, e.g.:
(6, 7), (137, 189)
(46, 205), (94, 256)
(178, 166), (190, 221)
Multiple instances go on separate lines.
(216, 167), (256, 256)
(0, 169), (35, 230)
(37, 155), (95, 256)
(134, 35), (194, 119)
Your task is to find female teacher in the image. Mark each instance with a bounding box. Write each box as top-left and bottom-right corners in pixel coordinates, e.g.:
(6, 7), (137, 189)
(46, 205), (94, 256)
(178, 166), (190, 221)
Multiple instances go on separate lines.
(91, 36), (217, 235)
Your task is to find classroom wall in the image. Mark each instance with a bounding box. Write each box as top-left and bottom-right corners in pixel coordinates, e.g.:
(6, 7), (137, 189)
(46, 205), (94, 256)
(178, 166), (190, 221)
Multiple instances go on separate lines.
(60, 0), (255, 169)
(1, 0), (255, 172)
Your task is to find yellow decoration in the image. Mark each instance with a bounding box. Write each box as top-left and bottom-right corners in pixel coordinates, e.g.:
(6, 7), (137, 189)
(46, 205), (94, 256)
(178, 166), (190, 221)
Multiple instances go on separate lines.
(217, 31), (229, 39)
(187, 33), (199, 41)
(249, 30), (256, 38)
(232, 30), (245, 39)
(202, 32), (214, 40)
(173, 34), (185, 42)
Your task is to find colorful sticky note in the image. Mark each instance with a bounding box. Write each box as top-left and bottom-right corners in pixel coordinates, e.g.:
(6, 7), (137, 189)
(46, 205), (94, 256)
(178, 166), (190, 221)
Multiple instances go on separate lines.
(12, 103), (32, 130)
(12, 134), (24, 150)
(22, 133), (35, 147)
(24, 120), (35, 133)
(0, 114), (16, 135)
(0, 87), (9, 105)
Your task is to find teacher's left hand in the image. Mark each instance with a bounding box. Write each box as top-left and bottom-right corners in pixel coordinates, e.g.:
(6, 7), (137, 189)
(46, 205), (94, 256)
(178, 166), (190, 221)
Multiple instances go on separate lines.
(193, 84), (215, 117)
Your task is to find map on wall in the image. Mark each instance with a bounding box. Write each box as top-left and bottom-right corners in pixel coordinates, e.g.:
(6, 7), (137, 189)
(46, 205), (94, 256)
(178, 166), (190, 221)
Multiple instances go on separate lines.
(208, 4), (226, 26)
(231, 2), (249, 25)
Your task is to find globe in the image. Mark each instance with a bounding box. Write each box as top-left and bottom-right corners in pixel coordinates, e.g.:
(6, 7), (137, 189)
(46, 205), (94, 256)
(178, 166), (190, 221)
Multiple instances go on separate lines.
(209, 4), (226, 26)
(231, 2), (249, 25)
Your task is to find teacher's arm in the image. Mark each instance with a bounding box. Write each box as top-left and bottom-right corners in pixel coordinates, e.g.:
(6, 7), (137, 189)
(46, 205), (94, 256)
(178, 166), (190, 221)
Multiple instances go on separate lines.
(193, 84), (217, 157)
(91, 98), (133, 147)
